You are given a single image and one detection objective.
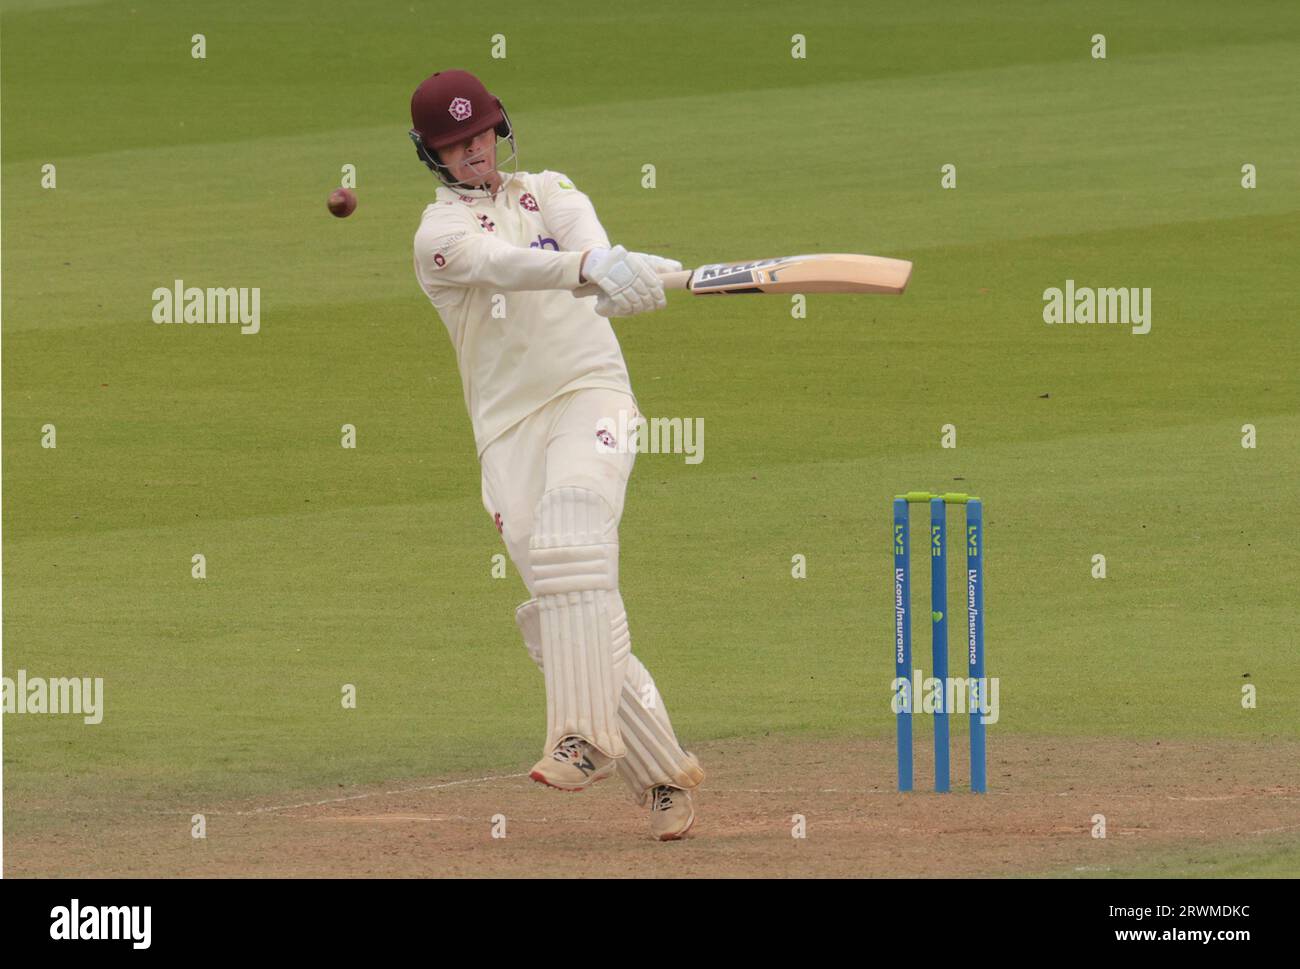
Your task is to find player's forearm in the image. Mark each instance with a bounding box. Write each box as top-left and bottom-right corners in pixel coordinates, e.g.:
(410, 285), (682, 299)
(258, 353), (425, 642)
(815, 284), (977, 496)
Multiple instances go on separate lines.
(422, 233), (585, 291)
(476, 243), (585, 291)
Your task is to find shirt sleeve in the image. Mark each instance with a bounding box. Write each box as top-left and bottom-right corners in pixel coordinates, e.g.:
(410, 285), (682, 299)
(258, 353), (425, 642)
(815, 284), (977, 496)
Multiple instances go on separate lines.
(415, 206), (586, 292)
(537, 170), (612, 253)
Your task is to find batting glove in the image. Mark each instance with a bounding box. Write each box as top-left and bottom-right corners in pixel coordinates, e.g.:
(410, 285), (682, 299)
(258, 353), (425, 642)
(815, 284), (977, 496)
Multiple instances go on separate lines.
(582, 245), (666, 318)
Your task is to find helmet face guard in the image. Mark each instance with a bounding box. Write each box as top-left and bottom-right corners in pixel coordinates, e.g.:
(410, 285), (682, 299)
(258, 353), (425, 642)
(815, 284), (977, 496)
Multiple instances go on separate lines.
(409, 107), (517, 194)
(409, 69), (518, 195)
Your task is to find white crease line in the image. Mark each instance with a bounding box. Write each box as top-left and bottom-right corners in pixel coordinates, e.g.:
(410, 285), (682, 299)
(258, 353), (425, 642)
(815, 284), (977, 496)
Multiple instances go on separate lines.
(302, 814), (601, 824)
(711, 788), (1019, 795)
(165, 771), (531, 817)
(127, 782), (1300, 818)
(1250, 823), (1300, 835)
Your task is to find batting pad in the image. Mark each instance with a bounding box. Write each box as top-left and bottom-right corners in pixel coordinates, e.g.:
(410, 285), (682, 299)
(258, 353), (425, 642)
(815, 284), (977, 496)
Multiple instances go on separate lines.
(516, 595), (704, 802)
(614, 607), (706, 803)
(528, 487), (628, 759)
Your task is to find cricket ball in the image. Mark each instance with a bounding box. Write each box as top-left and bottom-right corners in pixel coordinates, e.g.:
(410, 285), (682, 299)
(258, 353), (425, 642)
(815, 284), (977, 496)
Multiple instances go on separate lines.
(328, 188), (357, 218)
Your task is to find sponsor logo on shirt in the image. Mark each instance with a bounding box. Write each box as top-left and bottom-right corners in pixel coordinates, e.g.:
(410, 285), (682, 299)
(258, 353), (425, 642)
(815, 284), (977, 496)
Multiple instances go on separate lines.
(529, 235), (559, 251)
(432, 230), (466, 253)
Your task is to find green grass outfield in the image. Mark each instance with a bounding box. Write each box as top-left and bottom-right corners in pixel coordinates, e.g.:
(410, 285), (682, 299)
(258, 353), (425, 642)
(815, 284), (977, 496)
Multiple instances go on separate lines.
(1064, 835), (1300, 879)
(3, 0), (1298, 874)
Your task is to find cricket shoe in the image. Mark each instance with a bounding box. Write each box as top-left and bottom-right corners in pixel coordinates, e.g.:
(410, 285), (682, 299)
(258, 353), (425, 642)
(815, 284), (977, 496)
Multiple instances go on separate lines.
(529, 736), (616, 791)
(648, 784), (696, 841)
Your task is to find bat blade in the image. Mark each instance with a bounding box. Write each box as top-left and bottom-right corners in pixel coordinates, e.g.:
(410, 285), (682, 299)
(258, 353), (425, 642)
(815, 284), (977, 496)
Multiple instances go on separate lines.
(689, 253), (912, 295)
(570, 251), (912, 299)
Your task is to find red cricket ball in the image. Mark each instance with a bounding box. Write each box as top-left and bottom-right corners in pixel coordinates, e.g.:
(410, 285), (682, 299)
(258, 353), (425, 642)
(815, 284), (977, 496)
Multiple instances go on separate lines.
(328, 188), (357, 218)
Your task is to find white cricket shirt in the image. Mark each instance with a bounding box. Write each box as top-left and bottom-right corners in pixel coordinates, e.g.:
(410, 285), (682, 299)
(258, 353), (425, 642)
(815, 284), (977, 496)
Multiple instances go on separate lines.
(413, 169), (635, 454)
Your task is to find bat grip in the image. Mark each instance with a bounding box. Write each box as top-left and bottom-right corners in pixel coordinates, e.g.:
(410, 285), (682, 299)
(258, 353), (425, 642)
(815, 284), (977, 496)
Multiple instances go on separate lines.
(573, 268), (693, 299)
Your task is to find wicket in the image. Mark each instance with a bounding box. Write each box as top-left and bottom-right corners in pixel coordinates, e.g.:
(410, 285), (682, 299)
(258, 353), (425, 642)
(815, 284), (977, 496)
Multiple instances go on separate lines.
(892, 492), (987, 793)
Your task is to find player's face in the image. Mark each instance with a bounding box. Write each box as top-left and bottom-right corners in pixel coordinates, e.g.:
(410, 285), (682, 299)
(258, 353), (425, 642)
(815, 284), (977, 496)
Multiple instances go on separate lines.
(443, 129), (498, 186)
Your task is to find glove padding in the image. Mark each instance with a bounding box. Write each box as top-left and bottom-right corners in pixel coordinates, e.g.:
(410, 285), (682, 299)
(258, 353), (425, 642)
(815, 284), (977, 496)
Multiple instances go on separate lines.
(582, 245), (681, 318)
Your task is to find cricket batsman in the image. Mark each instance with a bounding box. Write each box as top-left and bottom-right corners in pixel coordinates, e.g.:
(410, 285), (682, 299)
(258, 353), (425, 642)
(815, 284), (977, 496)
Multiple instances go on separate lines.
(409, 69), (705, 840)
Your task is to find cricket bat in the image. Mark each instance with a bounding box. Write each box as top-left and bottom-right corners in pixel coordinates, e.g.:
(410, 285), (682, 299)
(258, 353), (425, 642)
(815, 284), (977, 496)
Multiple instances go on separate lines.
(573, 252), (912, 298)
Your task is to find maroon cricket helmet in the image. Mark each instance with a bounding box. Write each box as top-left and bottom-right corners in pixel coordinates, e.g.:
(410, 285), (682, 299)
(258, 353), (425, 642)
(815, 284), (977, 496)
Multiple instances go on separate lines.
(410, 69), (510, 152)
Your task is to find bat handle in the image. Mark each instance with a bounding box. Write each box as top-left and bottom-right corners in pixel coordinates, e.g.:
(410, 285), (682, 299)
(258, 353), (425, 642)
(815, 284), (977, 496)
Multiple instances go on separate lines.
(573, 268), (693, 299)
